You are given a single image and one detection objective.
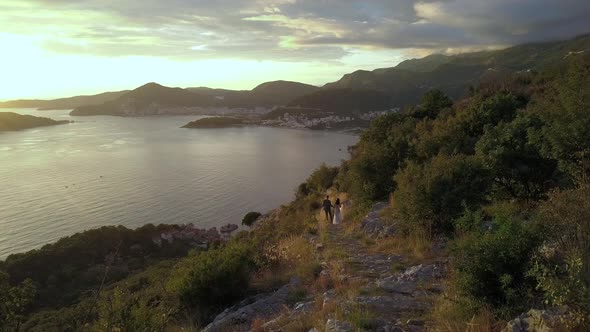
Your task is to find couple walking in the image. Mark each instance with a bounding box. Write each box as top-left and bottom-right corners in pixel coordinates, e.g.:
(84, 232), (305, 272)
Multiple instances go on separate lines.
(322, 195), (343, 224)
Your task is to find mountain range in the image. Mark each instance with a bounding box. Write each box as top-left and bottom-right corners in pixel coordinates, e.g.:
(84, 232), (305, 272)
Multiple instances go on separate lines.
(1, 34), (588, 116)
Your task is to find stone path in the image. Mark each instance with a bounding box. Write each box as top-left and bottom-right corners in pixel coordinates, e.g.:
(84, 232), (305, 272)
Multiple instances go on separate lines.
(317, 203), (446, 332)
(201, 202), (446, 332)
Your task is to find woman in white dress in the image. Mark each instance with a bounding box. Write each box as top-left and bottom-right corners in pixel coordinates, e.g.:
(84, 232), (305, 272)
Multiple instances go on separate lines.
(332, 198), (343, 224)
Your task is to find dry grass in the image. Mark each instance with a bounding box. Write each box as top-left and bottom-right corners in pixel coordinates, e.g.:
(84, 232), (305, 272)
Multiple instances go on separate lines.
(370, 229), (434, 262)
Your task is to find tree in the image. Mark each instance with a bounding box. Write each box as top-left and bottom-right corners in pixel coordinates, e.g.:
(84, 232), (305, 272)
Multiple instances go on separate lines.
(393, 154), (491, 234)
(476, 112), (557, 199)
(532, 54), (590, 182)
(410, 89), (453, 119)
(0, 272), (36, 332)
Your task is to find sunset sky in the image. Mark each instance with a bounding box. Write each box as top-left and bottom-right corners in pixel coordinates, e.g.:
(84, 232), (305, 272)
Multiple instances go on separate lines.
(1, 0), (589, 100)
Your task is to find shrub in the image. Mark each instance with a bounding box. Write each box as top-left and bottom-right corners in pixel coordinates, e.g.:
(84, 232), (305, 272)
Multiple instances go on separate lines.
(242, 211), (262, 227)
(476, 112), (557, 200)
(392, 154), (491, 234)
(306, 163), (339, 192)
(0, 272), (36, 331)
(453, 217), (542, 318)
(344, 113), (417, 201)
(531, 185), (590, 327)
(410, 89), (453, 119)
(169, 240), (256, 311)
(532, 55), (590, 182)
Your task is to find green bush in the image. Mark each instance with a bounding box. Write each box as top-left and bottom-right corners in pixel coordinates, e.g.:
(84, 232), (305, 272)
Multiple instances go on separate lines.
(170, 240), (256, 311)
(343, 113), (417, 201)
(532, 55), (590, 182)
(453, 217), (542, 318)
(242, 211), (262, 227)
(476, 112), (557, 200)
(531, 185), (590, 326)
(306, 163), (339, 192)
(392, 154), (491, 234)
(0, 271), (36, 331)
(410, 89), (453, 119)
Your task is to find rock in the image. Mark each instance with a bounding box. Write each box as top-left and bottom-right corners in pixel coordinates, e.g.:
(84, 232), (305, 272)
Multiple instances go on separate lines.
(376, 264), (442, 295)
(360, 202), (396, 238)
(202, 277), (300, 332)
(502, 307), (569, 332)
(293, 301), (315, 315)
(406, 319), (425, 326)
(316, 243), (324, 251)
(398, 264), (442, 282)
(377, 279), (416, 295)
(322, 290), (336, 309)
(357, 295), (425, 312)
(326, 319), (355, 332)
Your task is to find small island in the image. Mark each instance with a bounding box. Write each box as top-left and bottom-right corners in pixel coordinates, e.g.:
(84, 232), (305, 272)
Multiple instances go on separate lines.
(181, 116), (245, 128)
(0, 112), (70, 132)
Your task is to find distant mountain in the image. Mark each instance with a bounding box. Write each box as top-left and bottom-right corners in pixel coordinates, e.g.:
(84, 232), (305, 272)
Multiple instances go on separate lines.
(187, 80), (320, 108)
(288, 88), (393, 113)
(0, 90), (129, 110)
(71, 80), (319, 116)
(306, 34), (590, 112)
(0, 112), (69, 131)
(71, 83), (217, 116)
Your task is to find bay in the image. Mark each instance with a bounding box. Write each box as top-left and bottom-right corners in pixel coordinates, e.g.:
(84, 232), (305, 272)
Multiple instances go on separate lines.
(0, 109), (357, 258)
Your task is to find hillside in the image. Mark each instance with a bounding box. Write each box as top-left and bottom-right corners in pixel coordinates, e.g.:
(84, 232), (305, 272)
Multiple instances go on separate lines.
(70, 82), (217, 116)
(1, 52), (589, 331)
(181, 116), (244, 128)
(0, 112), (69, 131)
(302, 34), (590, 112)
(72, 81), (319, 116)
(0, 90), (128, 110)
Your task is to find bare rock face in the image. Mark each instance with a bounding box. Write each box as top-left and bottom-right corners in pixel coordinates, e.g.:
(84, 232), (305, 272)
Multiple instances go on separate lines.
(503, 307), (569, 332)
(360, 202), (395, 238)
(376, 263), (443, 296)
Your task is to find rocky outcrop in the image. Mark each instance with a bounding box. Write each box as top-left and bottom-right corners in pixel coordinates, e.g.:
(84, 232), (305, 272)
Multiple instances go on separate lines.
(503, 307), (569, 332)
(325, 319), (355, 332)
(201, 277), (301, 332)
(360, 202), (395, 238)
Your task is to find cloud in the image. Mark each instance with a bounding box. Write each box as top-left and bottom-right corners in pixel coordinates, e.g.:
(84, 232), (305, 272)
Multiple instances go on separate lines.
(1, 0), (589, 62)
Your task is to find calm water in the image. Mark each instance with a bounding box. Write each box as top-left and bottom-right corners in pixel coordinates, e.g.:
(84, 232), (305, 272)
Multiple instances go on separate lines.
(0, 109), (357, 258)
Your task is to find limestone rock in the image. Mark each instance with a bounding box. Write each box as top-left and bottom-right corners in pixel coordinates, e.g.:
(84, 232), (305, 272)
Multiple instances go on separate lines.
(201, 277), (300, 332)
(502, 307), (569, 332)
(360, 202), (396, 238)
(326, 319), (355, 332)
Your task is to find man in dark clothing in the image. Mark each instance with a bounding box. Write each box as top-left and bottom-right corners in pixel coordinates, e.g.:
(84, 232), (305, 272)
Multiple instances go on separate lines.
(322, 195), (333, 222)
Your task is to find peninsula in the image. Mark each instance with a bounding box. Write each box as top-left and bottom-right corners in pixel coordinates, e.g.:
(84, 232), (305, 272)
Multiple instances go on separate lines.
(0, 112), (70, 132)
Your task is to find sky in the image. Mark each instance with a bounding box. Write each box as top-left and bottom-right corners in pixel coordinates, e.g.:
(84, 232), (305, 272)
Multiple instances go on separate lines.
(1, 0), (589, 100)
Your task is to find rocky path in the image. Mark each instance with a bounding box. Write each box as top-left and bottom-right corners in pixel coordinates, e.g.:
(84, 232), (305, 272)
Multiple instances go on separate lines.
(202, 203), (447, 332)
(317, 203), (445, 332)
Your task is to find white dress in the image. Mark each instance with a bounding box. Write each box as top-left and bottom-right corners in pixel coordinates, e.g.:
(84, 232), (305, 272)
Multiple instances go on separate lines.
(332, 204), (342, 224)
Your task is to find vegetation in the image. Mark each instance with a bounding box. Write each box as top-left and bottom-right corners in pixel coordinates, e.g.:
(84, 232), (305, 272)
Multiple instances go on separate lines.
(0, 112), (69, 131)
(182, 116), (244, 128)
(334, 52), (590, 329)
(242, 211), (262, 227)
(2, 40), (590, 331)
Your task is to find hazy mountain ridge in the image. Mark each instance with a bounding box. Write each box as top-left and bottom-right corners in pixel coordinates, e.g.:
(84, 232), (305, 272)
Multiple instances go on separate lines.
(2, 34), (588, 119)
(71, 80), (319, 116)
(313, 34), (590, 110)
(0, 90), (130, 110)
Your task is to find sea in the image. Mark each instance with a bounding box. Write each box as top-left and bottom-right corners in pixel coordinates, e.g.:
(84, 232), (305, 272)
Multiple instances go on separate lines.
(0, 108), (357, 259)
